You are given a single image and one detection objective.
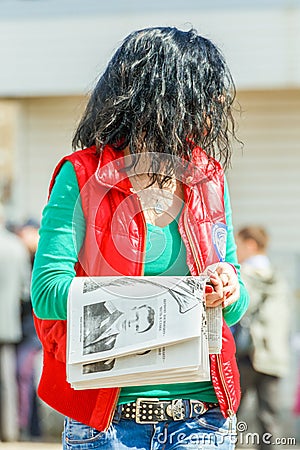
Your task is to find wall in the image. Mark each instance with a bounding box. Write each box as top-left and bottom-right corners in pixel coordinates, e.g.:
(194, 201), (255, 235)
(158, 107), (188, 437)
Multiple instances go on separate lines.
(10, 96), (86, 221)
(228, 89), (300, 289)
(0, 5), (300, 95)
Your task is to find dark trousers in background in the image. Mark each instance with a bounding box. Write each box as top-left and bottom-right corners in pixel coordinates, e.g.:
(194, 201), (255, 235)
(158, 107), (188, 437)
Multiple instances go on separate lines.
(238, 356), (282, 450)
(17, 303), (43, 440)
(0, 343), (19, 442)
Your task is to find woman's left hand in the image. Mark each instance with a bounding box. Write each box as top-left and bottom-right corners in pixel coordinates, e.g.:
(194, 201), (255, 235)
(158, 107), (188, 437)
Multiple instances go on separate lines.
(205, 262), (240, 308)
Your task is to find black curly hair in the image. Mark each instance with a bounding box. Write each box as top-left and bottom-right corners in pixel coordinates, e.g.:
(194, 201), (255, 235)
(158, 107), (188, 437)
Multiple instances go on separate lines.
(73, 26), (239, 183)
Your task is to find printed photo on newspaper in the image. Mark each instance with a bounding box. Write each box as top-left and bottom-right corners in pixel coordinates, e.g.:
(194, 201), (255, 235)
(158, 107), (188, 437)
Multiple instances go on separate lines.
(67, 337), (211, 389)
(67, 276), (208, 365)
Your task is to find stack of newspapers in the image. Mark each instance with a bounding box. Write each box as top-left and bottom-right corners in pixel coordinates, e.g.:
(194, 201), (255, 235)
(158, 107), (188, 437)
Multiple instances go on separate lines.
(67, 276), (222, 390)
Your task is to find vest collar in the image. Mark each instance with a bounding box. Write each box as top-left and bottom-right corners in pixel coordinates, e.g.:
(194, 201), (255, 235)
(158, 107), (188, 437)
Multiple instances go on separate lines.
(95, 145), (220, 192)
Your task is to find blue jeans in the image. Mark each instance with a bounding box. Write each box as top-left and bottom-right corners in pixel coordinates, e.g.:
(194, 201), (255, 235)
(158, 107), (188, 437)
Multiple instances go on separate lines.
(62, 407), (237, 449)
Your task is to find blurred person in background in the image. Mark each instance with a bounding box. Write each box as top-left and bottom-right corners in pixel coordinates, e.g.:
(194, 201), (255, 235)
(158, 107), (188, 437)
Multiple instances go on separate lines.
(16, 220), (42, 441)
(294, 370), (300, 415)
(31, 27), (249, 450)
(0, 204), (31, 442)
(235, 226), (290, 450)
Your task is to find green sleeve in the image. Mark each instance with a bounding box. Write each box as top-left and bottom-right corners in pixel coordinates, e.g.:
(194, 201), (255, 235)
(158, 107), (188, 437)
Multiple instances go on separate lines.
(222, 177), (249, 326)
(31, 161), (85, 320)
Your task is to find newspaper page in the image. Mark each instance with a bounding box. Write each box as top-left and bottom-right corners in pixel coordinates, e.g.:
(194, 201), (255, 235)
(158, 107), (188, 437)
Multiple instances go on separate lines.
(200, 304), (210, 375)
(67, 336), (211, 389)
(67, 276), (207, 365)
(206, 305), (222, 354)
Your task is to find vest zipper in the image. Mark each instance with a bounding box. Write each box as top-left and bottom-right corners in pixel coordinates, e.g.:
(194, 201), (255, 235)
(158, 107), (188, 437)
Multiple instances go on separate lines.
(183, 203), (203, 274)
(182, 191), (235, 418)
(132, 189), (147, 276)
(182, 189), (204, 276)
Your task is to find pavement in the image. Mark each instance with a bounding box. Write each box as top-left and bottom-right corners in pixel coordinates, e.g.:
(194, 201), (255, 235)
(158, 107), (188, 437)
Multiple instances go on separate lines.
(0, 443), (60, 449)
(0, 443), (259, 450)
(1, 443), (299, 450)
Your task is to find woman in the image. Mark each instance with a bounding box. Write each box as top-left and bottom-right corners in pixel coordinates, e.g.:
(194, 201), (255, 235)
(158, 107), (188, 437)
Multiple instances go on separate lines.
(31, 27), (249, 450)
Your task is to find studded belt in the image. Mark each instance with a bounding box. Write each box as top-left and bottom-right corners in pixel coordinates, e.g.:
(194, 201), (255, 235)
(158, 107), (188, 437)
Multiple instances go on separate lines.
(114, 398), (219, 424)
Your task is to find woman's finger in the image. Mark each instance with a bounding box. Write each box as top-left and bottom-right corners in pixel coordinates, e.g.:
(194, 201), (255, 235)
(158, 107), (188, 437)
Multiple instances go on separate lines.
(222, 284), (240, 307)
(219, 273), (229, 286)
(205, 293), (224, 308)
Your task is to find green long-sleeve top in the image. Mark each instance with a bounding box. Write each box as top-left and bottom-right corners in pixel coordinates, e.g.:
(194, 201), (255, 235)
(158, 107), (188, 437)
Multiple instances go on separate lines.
(31, 161), (249, 404)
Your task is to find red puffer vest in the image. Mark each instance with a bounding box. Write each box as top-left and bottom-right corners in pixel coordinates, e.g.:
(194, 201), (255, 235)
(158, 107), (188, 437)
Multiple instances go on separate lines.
(33, 145), (240, 431)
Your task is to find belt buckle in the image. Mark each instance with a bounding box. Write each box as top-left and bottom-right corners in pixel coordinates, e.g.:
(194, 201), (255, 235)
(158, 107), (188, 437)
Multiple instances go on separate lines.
(189, 400), (207, 416)
(135, 397), (160, 424)
(168, 399), (185, 421)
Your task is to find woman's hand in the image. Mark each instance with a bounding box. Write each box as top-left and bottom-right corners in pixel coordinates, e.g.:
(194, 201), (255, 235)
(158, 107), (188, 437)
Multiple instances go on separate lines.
(205, 262), (240, 308)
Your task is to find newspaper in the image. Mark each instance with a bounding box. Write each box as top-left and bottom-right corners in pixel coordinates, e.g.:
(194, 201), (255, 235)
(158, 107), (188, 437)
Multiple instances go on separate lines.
(67, 275), (221, 389)
(67, 276), (207, 364)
